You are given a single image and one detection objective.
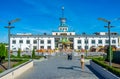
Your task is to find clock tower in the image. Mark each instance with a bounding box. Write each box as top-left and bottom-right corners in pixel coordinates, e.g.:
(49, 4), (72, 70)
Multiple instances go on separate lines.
(59, 6), (68, 32)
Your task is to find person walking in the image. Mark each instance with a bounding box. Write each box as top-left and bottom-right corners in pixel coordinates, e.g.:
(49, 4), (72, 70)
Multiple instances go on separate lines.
(67, 53), (72, 60)
(80, 54), (85, 71)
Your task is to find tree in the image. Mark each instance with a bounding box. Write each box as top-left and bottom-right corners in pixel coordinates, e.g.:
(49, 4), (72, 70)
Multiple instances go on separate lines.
(5, 49), (8, 58)
(32, 49), (35, 59)
(0, 44), (7, 63)
(17, 48), (21, 58)
(106, 46), (113, 62)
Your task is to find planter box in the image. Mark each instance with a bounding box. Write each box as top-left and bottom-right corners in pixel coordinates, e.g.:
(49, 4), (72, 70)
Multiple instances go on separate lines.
(90, 60), (120, 79)
(0, 60), (33, 79)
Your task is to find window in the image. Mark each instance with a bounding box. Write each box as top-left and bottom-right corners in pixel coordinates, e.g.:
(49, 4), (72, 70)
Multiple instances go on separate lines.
(55, 38), (60, 42)
(12, 40), (16, 44)
(105, 40), (109, 44)
(40, 40), (44, 44)
(64, 28), (67, 31)
(61, 33), (67, 35)
(85, 39), (88, 44)
(85, 46), (88, 50)
(33, 40), (37, 44)
(47, 40), (51, 44)
(56, 33), (58, 35)
(40, 46), (44, 49)
(91, 40), (95, 44)
(47, 46), (51, 49)
(78, 46), (81, 49)
(12, 48), (16, 50)
(98, 40), (102, 44)
(112, 40), (116, 44)
(33, 46), (37, 49)
(69, 38), (73, 42)
(19, 40), (23, 44)
(60, 28), (62, 30)
(26, 40), (30, 44)
(78, 40), (81, 44)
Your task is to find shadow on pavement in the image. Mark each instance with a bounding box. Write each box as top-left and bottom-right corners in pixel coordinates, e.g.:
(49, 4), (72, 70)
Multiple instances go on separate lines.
(58, 65), (105, 79)
(86, 65), (105, 79)
(58, 66), (73, 70)
(57, 65), (94, 74)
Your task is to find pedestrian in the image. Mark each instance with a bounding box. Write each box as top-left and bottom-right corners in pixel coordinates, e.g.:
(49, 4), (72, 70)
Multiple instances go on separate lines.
(80, 54), (85, 71)
(67, 53), (70, 60)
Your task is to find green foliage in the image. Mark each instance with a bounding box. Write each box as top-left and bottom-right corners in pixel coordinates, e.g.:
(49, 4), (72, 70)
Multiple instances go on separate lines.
(32, 49), (35, 59)
(0, 43), (8, 46)
(113, 51), (120, 64)
(34, 56), (43, 59)
(92, 58), (120, 77)
(10, 55), (17, 58)
(86, 56), (105, 60)
(5, 49), (8, 58)
(106, 46), (113, 62)
(17, 48), (21, 58)
(0, 70), (3, 73)
(12, 59), (29, 67)
(22, 54), (31, 58)
(0, 44), (7, 58)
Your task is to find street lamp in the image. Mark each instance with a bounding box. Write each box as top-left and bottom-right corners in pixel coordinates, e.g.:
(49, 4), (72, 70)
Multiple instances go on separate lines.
(29, 44), (32, 57)
(85, 36), (88, 57)
(4, 18), (20, 69)
(37, 37), (40, 55)
(98, 18), (114, 66)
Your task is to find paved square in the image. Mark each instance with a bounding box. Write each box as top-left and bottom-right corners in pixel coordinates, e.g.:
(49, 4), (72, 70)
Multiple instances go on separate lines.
(15, 56), (104, 79)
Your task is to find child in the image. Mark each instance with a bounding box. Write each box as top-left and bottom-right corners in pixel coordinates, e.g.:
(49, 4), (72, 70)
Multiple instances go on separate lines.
(80, 55), (85, 71)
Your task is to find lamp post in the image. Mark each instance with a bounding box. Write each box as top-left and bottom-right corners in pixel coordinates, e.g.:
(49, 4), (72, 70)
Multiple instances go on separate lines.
(29, 44), (32, 57)
(85, 36), (88, 57)
(98, 18), (113, 66)
(4, 18), (20, 69)
(37, 37), (40, 55)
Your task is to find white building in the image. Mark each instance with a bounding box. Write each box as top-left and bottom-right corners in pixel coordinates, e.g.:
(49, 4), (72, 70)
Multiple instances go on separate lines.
(10, 7), (120, 52)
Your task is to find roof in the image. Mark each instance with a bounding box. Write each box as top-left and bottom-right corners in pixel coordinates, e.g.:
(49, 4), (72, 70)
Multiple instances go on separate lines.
(10, 34), (120, 38)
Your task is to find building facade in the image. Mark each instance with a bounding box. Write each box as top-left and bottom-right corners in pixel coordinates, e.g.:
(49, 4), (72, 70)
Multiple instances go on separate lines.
(10, 7), (120, 52)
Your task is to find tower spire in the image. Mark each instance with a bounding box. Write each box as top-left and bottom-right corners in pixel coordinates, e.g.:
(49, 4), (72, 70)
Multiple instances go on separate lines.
(58, 6), (68, 32)
(62, 6), (64, 17)
(59, 6), (66, 26)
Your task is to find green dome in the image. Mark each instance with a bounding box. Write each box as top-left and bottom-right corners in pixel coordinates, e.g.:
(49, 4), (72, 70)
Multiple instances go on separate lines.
(59, 38), (70, 44)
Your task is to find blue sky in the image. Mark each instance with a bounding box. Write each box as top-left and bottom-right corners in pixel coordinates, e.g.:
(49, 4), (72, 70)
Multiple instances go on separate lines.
(0, 0), (120, 42)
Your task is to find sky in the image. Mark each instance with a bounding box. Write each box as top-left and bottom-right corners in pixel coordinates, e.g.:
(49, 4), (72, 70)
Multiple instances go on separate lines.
(0, 0), (120, 43)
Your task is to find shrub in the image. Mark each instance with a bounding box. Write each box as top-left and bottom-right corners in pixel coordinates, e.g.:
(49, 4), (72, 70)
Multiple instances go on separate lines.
(0, 44), (7, 63)
(22, 54), (31, 58)
(5, 49), (8, 58)
(34, 56), (43, 59)
(17, 48), (21, 58)
(92, 58), (120, 77)
(105, 46), (113, 62)
(12, 59), (29, 67)
(10, 55), (17, 58)
(32, 49), (35, 59)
